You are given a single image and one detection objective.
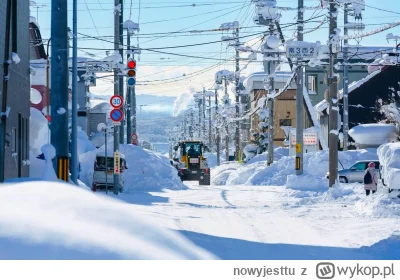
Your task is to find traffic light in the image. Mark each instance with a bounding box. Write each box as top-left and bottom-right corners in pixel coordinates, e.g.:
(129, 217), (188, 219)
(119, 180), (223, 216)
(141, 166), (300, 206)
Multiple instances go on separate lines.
(126, 58), (136, 87)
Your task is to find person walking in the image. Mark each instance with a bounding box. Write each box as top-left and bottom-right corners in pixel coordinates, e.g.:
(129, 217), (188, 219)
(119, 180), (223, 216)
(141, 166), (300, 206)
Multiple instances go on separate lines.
(364, 162), (377, 196)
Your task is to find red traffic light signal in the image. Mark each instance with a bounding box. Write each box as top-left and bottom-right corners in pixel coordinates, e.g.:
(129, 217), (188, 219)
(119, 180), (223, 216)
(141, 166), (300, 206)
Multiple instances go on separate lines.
(127, 59), (136, 87)
(127, 60), (136, 69)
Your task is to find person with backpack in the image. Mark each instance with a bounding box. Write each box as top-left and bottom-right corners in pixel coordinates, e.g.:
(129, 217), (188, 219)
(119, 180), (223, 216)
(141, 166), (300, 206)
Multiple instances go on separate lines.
(364, 162), (377, 196)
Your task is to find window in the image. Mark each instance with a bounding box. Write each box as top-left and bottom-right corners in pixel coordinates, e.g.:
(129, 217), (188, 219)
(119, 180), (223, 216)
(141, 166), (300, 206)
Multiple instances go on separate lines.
(352, 162), (367, 171)
(307, 75), (318, 93)
(279, 119), (291, 126)
(184, 142), (202, 156)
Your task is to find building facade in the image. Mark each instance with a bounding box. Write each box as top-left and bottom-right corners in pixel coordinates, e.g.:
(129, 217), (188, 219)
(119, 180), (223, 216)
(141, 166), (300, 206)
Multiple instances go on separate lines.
(0, 2), (31, 179)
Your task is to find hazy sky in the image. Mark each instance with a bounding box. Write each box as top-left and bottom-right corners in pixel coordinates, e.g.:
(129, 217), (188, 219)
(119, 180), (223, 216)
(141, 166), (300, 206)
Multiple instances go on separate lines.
(31, 0), (400, 98)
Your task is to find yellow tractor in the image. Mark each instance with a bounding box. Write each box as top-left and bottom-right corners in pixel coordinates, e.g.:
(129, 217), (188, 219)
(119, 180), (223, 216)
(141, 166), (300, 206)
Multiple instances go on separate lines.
(174, 140), (210, 185)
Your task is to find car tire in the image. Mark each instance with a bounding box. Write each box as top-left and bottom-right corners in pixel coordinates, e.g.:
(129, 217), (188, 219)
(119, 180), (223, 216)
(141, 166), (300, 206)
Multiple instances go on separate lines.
(339, 176), (348, 183)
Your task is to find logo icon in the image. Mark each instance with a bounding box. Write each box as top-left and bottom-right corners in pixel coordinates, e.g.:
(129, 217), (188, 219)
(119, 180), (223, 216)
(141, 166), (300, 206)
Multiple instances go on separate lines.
(316, 262), (335, 279)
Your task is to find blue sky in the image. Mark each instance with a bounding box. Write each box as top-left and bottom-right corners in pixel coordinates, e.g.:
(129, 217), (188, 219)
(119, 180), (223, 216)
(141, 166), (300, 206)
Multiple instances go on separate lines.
(31, 0), (400, 97)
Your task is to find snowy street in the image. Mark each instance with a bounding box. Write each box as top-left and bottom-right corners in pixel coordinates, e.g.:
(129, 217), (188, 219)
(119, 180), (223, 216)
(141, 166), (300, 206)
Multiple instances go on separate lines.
(101, 181), (400, 260)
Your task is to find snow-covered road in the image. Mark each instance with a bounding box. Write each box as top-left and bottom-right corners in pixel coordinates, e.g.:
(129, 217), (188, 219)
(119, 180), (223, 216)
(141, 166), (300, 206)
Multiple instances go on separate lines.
(102, 182), (400, 259)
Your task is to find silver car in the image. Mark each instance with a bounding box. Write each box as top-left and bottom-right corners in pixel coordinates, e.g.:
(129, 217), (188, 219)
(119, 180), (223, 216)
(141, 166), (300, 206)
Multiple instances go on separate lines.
(326, 160), (380, 183)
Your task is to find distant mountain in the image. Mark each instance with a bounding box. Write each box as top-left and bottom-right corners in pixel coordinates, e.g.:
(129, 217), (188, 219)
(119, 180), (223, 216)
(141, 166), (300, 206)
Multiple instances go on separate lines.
(136, 94), (176, 119)
(135, 95), (179, 143)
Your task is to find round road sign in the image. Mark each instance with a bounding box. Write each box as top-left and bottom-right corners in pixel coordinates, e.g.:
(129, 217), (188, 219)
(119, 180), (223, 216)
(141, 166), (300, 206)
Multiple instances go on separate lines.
(110, 95), (123, 108)
(131, 133), (138, 140)
(110, 108), (124, 122)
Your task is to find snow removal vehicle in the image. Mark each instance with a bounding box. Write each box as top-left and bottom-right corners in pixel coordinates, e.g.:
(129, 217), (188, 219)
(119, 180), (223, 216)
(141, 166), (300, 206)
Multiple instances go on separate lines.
(174, 140), (210, 185)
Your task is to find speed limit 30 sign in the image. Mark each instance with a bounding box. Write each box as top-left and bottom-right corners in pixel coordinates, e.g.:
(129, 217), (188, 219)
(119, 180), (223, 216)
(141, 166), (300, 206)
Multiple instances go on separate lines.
(110, 95), (123, 109)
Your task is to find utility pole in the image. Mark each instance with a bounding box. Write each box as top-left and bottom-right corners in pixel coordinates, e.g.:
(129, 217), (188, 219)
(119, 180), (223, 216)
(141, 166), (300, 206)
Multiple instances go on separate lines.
(70, 0), (78, 184)
(118, 0), (124, 144)
(198, 97), (201, 139)
(215, 88), (220, 166)
(328, 1), (339, 187)
(295, 0), (304, 175)
(202, 88), (206, 141)
(253, 0), (278, 166)
(343, 2), (349, 151)
(208, 93), (212, 149)
(0, 0), (12, 182)
(234, 26), (241, 162)
(113, 0), (120, 194)
(224, 77), (229, 161)
(126, 31), (132, 143)
(266, 21), (276, 166)
(190, 109), (194, 140)
(50, 0), (69, 181)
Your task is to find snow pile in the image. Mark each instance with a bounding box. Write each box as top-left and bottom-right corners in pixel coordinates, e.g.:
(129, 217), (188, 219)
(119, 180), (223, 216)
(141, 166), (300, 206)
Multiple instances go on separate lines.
(246, 146), (289, 164)
(349, 124), (397, 146)
(80, 144), (186, 191)
(0, 181), (214, 260)
(378, 142), (400, 191)
(77, 127), (96, 156)
(30, 108), (49, 156)
(213, 147), (378, 186)
(40, 144), (58, 181)
(355, 194), (400, 217)
(211, 162), (242, 185)
(286, 174), (328, 192)
(203, 152), (225, 168)
(360, 231), (400, 259)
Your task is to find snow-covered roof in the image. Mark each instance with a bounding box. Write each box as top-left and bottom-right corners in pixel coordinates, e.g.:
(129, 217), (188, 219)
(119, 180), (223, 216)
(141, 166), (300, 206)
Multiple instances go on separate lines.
(90, 100), (111, 113)
(243, 71), (298, 93)
(338, 46), (393, 61)
(349, 124), (397, 145)
(314, 68), (382, 115)
(30, 60), (75, 88)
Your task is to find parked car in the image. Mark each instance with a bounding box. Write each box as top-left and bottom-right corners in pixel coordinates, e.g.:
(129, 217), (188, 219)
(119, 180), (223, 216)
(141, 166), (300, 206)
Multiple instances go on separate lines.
(326, 160), (380, 183)
(92, 152), (127, 192)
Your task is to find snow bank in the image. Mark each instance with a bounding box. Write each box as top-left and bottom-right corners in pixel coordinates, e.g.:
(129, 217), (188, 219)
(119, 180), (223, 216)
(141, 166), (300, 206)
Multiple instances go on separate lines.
(286, 174), (328, 192)
(246, 147), (289, 164)
(77, 127), (96, 156)
(349, 124), (397, 146)
(0, 181), (214, 259)
(203, 152), (225, 168)
(378, 142), (400, 190)
(355, 193), (400, 217)
(211, 162), (242, 185)
(360, 231), (400, 259)
(30, 108), (49, 156)
(80, 144), (186, 191)
(213, 147), (378, 187)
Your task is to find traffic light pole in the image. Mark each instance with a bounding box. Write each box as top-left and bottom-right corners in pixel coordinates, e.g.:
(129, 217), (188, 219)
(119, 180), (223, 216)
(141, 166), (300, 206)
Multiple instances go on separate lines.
(118, 0), (124, 144)
(113, 0), (120, 194)
(50, 0), (69, 181)
(126, 32), (132, 143)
